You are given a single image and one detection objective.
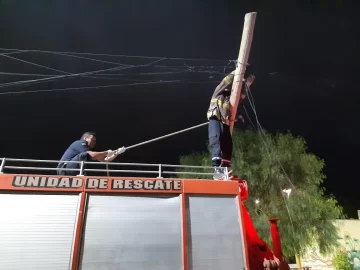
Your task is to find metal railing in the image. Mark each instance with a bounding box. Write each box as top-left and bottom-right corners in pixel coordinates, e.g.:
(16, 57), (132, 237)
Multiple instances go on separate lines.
(0, 157), (229, 180)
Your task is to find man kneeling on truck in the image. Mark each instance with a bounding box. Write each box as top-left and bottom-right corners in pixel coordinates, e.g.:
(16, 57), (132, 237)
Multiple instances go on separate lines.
(57, 131), (125, 176)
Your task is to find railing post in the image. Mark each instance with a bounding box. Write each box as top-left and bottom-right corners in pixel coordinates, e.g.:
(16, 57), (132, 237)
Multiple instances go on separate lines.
(157, 164), (163, 178)
(224, 166), (229, 180)
(106, 164), (110, 177)
(77, 161), (84, 176)
(0, 158), (5, 174)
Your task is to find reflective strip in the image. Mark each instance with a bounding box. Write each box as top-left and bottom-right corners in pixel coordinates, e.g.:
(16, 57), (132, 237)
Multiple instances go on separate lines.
(210, 98), (230, 109)
(207, 110), (219, 119)
(223, 75), (233, 84)
(207, 111), (230, 125)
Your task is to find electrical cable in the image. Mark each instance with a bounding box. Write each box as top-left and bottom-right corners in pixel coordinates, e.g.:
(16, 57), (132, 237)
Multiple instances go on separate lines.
(245, 83), (297, 191)
(0, 57), (166, 89)
(0, 79), (219, 96)
(244, 82), (296, 232)
(0, 53), (166, 83)
(0, 47), (232, 62)
(243, 105), (257, 130)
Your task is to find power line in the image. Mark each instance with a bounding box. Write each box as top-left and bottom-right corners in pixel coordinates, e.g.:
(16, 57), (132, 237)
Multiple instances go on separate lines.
(0, 49), (230, 90)
(0, 50), (30, 55)
(0, 51), (228, 88)
(244, 83), (297, 233)
(156, 65), (228, 68)
(13, 53), (230, 75)
(0, 79), (218, 96)
(0, 72), (55, 77)
(92, 70), (226, 77)
(0, 71), (190, 77)
(245, 84), (325, 232)
(0, 70), (221, 84)
(0, 53), (226, 89)
(94, 71), (189, 76)
(0, 71), (162, 83)
(0, 57), (166, 89)
(41, 51), (131, 67)
(243, 105), (257, 130)
(0, 53), (71, 75)
(32, 50), (229, 73)
(0, 52), (153, 82)
(244, 83), (297, 191)
(0, 47), (231, 62)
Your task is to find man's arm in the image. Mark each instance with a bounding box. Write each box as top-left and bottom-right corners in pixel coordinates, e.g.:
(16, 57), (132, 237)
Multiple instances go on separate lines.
(87, 151), (110, 161)
(211, 71), (235, 98)
(100, 147), (126, 162)
(103, 154), (117, 162)
(246, 74), (255, 87)
(239, 75), (256, 102)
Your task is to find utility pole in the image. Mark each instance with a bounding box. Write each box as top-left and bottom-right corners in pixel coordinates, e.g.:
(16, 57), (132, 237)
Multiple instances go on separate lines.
(229, 12), (257, 134)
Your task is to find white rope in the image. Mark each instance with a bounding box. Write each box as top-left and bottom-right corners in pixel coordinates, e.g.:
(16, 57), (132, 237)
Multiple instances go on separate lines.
(105, 122), (209, 176)
(126, 122), (208, 150)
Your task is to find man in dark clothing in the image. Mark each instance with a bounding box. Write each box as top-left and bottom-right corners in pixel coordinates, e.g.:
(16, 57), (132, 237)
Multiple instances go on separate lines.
(57, 131), (125, 176)
(207, 68), (255, 179)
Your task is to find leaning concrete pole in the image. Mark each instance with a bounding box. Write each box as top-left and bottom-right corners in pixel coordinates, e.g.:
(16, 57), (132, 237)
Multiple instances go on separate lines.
(229, 12), (257, 134)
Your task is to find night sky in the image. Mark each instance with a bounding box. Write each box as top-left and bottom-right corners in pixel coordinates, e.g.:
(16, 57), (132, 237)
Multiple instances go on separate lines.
(0, 0), (359, 218)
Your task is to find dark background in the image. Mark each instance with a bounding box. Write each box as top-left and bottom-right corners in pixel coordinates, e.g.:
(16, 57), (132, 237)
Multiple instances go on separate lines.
(0, 0), (359, 218)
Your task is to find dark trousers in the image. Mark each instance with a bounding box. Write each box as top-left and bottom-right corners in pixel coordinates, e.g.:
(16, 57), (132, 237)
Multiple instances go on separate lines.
(208, 118), (232, 167)
(57, 152), (89, 176)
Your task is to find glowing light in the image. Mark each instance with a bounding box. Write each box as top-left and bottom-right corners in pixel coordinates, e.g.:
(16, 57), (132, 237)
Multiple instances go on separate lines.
(282, 189), (292, 198)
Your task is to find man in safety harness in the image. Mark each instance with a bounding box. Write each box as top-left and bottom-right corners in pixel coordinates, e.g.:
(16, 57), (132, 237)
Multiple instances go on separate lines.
(207, 67), (255, 180)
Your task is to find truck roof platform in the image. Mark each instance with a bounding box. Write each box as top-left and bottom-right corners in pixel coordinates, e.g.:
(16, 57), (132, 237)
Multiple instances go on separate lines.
(0, 157), (251, 270)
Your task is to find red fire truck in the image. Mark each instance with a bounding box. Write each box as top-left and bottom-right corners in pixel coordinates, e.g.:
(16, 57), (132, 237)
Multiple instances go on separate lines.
(0, 157), (289, 270)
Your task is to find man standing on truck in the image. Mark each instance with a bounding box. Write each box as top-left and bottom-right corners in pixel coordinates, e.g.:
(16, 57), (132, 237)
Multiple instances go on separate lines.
(57, 131), (126, 176)
(207, 67), (255, 179)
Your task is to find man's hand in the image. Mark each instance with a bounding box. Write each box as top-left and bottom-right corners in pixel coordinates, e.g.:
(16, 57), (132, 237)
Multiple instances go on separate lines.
(246, 75), (255, 87)
(116, 146), (126, 155)
(238, 114), (245, 123)
(104, 147), (126, 162)
(106, 150), (116, 158)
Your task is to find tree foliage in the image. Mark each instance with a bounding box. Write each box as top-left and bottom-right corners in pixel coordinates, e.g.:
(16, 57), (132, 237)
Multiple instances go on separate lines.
(332, 249), (353, 270)
(177, 129), (344, 258)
